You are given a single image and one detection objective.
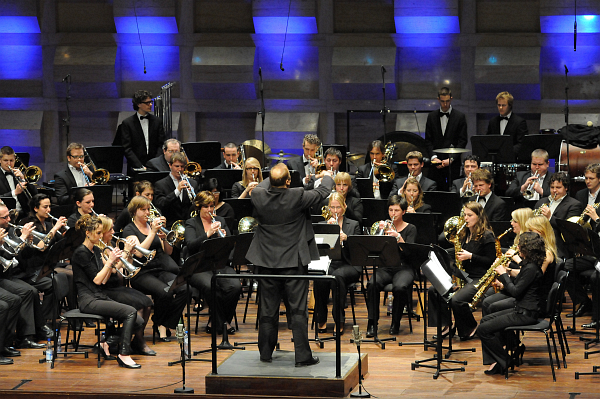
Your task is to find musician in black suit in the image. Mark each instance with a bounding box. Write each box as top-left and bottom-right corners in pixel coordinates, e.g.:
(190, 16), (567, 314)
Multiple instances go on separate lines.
(246, 163), (333, 366)
(214, 142), (242, 170)
(0, 146), (38, 218)
(451, 155), (480, 197)
(314, 193), (361, 334)
(54, 143), (95, 205)
(390, 151), (437, 197)
(425, 87), (468, 191)
(153, 152), (199, 228)
(466, 168), (507, 222)
(535, 172), (583, 259)
(505, 149), (551, 201)
(146, 139), (181, 172)
(355, 140), (398, 199)
(486, 91), (528, 157)
(286, 134), (321, 190)
(115, 90), (166, 173)
(0, 287), (21, 364)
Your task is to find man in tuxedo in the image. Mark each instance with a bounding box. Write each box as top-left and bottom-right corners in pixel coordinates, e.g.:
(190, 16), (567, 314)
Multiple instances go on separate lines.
(246, 163), (333, 366)
(0, 147), (37, 218)
(505, 149), (551, 202)
(451, 155), (480, 197)
(535, 172), (582, 260)
(425, 87), (468, 191)
(286, 134), (321, 190)
(355, 140), (398, 199)
(115, 90), (166, 174)
(146, 139), (181, 172)
(154, 152), (200, 228)
(390, 151), (437, 197)
(215, 142), (242, 170)
(54, 143), (95, 205)
(466, 168), (507, 221)
(486, 91), (528, 157)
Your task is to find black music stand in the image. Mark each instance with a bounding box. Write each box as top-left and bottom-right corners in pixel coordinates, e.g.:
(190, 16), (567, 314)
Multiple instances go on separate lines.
(204, 169), (243, 195)
(423, 191), (462, 233)
(411, 245), (467, 379)
(347, 235), (398, 349)
(361, 199), (388, 232)
(0, 197), (16, 210)
(71, 185), (112, 216)
(471, 135), (515, 168)
(182, 141), (222, 170)
(37, 228), (84, 281)
(86, 146), (125, 174)
(223, 198), (253, 220)
(133, 171), (169, 185)
(517, 134), (563, 164)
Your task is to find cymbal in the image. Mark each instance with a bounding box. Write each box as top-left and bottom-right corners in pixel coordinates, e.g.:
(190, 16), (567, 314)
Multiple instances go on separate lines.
(347, 153), (365, 162)
(434, 147), (471, 155)
(266, 152), (295, 160)
(242, 140), (271, 154)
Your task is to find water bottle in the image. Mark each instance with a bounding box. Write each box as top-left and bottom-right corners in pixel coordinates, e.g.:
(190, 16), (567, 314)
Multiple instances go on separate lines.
(57, 331), (61, 351)
(183, 330), (189, 358)
(45, 338), (53, 363)
(387, 293), (393, 314)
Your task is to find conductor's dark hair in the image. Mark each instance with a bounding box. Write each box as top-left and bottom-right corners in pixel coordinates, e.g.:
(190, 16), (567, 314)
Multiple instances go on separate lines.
(132, 90), (152, 111)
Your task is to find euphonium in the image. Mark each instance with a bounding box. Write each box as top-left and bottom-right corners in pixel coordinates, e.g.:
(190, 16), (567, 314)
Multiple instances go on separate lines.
(99, 239), (140, 279)
(443, 210), (467, 289)
(14, 153), (42, 184)
(373, 142), (396, 183)
(523, 171), (539, 200)
(238, 216), (258, 233)
(469, 243), (518, 310)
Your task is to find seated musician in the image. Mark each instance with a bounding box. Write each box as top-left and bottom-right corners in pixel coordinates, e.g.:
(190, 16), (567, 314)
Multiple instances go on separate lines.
(429, 202), (496, 341)
(0, 146), (38, 219)
(477, 232), (546, 375)
(54, 143), (95, 205)
(146, 138), (181, 172)
(402, 178), (431, 213)
(313, 193), (361, 334)
(319, 172), (363, 225)
(231, 157), (263, 199)
(122, 196), (189, 343)
(390, 151), (437, 198)
(366, 195), (417, 336)
(505, 149), (551, 202)
(71, 214), (145, 369)
(204, 178), (234, 219)
(466, 168), (507, 221)
(451, 155), (480, 197)
(114, 181), (154, 234)
(286, 134), (321, 189)
(67, 188), (96, 228)
(356, 140), (395, 199)
(184, 191), (241, 335)
(97, 216), (155, 356)
(215, 142), (242, 170)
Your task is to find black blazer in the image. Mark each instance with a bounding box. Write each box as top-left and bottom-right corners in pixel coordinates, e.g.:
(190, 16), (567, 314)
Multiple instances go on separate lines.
(154, 174), (199, 227)
(535, 195), (583, 258)
(54, 168), (79, 205)
(390, 176), (437, 198)
(486, 113), (528, 156)
(287, 156), (315, 189)
(117, 113), (165, 169)
(424, 108), (468, 160)
(184, 215), (231, 255)
(505, 171), (551, 199)
(575, 188), (600, 230)
(0, 170), (37, 214)
(465, 193), (507, 222)
(146, 155), (170, 172)
(451, 177), (466, 195)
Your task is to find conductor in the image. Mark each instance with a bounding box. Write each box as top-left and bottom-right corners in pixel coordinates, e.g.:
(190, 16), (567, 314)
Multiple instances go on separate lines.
(246, 163), (334, 366)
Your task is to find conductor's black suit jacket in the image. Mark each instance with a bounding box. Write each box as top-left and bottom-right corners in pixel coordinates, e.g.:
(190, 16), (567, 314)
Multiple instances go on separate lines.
(116, 113), (165, 169)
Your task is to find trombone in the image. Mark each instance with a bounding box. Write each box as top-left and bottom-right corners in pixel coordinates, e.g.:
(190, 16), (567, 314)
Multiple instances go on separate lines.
(83, 148), (110, 184)
(14, 154), (42, 184)
(98, 239), (140, 279)
(523, 171), (539, 200)
(8, 167), (32, 199)
(373, 142), (396, 183)
(181, 146), (202, 178)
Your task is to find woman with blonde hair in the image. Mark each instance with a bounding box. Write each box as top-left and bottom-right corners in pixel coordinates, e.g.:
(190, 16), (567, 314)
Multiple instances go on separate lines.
(402, 177), (431, 213)
(319, 172), (363, 223)
(232, 157), (263, 199)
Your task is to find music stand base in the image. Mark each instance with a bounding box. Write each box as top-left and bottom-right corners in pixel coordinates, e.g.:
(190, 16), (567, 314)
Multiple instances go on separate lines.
(575, 366), (600, 379)
(174, 387), (194, 394)
(350, 389), (371, 398)
(354, 334), (396, 350)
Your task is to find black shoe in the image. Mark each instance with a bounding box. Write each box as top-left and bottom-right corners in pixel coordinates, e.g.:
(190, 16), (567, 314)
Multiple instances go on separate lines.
(132, 343), (156, 356)
(36, 325), (54, 340)
(0, 356), (13, 365)
(85, 320), (96, 328)
(389, 323), (399, 335)
(567, 299), (592, 318)
(227, 326), (236, 335)
(459, 327), (477, 341)
(295, 356), (320, 367)
(2, 347), (20, 357)
(153, 325), (171, 342)
(317, 326), (327, 334)
(484, 363), (504, 375)
(260, 357), (272, 363)
(433, 325), (453, 340)
(117, 356), (141, 369)
(582, 321), (598, 329)
(96, 344), (116, 361)
(16, 338), (45, 349)
(366, 321), (375, 338)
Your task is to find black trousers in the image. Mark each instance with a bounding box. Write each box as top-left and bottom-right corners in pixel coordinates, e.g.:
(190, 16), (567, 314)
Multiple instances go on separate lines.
(313, 263), (360, 325)
(104, 286), (153, 311)
(20, 275), (54, 326)
(565, 256), (596, 306)
(189, 266), (241, 331)
(0, 288), (21, 349)
(366, 266), (414, 326)
(481, 292), (516, 318)
(0, 277), (37, 338)
(257, 265), (311, 363)
(428, 282), (478, 337)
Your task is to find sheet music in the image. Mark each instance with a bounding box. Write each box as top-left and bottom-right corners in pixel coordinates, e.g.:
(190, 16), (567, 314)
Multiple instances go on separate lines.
(308, 255), (331, 275)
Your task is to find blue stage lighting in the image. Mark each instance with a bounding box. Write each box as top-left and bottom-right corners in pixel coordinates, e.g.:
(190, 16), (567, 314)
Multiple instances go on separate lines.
(0, 16), (40, 33)
(114, 17), (178, 34)
(395, 16), (460, 34)
(541, 15), (600, 33)
(253, 17), (317, 34)
(0, 46), (42, 79)
(120, 45), (179, 81)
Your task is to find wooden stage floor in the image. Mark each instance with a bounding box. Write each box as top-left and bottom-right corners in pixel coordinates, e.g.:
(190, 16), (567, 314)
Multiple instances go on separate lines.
(1, 288), (599, 399)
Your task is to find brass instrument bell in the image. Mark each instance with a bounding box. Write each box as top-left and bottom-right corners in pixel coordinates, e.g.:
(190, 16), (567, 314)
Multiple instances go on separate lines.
(238, 216), (258, 233)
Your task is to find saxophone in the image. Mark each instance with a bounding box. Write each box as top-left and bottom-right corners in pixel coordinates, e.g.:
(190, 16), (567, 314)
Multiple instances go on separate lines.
(469, 242), (518, 310)
(443, 210), (467, 289)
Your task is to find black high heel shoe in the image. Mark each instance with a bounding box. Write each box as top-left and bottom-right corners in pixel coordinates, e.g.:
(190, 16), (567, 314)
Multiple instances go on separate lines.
(117, 356), (141, 369)
(96, 342), (116, 361)
(152, 324), (171, 343)
(484, 363), (504, 375)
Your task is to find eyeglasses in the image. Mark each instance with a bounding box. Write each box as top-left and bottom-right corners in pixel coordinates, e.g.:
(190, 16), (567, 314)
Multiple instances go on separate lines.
(140, 101), (152, 105)
(0, 215), (10, 220)
(69, 155), (85, 159)
(247, 167), (259, 171)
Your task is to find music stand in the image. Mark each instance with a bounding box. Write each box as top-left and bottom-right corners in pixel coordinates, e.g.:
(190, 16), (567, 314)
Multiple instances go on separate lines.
(411, 245), (467, 379)
(223, 198), (253, 221)
(423, 191), (462, 233)
(72, 185), (112, 216)
(0, 197), (16, 210)
(203, 169), (243, 195)
(471, 135), (515, 169)
(86, 146), (125, 174)
(347, 235), (398, 349)
(517, 134), (563, 164)
(182, 141), (222, 170)
(355, 178), (374, 199)
(133, 171), (169, 185)
(37, 228), (85, 281)
(361, 199), (388, 232)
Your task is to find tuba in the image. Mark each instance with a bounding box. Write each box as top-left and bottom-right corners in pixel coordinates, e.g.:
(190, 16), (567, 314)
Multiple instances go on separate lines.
(373, 142), (396, 183)
(238, 216), (258, 233)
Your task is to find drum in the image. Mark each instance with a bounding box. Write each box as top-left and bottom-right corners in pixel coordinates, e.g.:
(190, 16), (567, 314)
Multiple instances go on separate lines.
(558, 140), (600, 178)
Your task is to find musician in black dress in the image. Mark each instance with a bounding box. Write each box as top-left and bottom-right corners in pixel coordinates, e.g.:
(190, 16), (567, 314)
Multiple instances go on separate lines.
(122, 196), (188, 342)
(67, 188), (95, 228)
(204, 178), (234, 219)
(114, 181), (154, 233)
(184, 191), (241, 335)
(231, 157), (263, 199)
(366, 195), (417, 336)
(318, 172), (363, 224)
(477, 232), (546, 375)
(402, 178), (432, 213)
(72, 214), (144, 368)
(314, 193), (361, 334)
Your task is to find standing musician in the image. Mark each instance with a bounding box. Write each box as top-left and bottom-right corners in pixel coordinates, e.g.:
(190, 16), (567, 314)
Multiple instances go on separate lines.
(366, 195), (417, 336)
(286, 134), (321, 190)
(122, 196), (188, 343)
(231, 157), (263, 199)
(425, 87), (468, 191)
(114, 181), (155, 233)
(246, 163), (333, 366)
(72, 214), (145, 369)
(534, 172), (582, 260)
(429, 202), (496, 341)
(54, 143), (95, 205)
(390, 151), (437, 197)
(184, 191), (241, 335)
(402, 178), (432, 213)
(97, 216), (155, 356)
(146, 139), (181, 172)
(485, 91), (528, 156)
(451, 155), (480, 197)
(0, 146), (38, 218)
(319, 172), (363, 225)
(505, 149), (551, 201)
(313, 193), (361, 335)
(215, 142), (242, 170)
(204, 178), (235, 219)
(466, 168), (507, 221)
(154, 152), (199, 229)
(67, 188), (96, 228)
(477, 232), (546, 375)
(356, 141), (397, 199)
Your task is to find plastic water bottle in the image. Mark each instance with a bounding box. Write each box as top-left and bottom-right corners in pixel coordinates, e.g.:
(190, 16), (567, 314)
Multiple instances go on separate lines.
(183, 330), (189, 358)
(57, 331), (61, 351)
(387, 293), (393, 314)
(45, 338), (53, 363)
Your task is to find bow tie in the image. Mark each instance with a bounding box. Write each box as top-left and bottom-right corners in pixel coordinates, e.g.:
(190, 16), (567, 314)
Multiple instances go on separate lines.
(303, 161), (309, 166)
(139, 115), (148, 120)
(440, 112), (450, 118)
(499, 116), (509, 121)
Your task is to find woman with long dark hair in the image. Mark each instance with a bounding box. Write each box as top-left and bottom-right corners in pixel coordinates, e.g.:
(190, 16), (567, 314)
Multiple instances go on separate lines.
(204, 178), (234, 219)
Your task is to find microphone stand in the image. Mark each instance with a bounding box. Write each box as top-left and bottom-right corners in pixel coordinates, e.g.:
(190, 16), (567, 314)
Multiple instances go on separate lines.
(62, 74), (71, 146)
(174, 321), (194, 394)
(381, 66), (388, 145)
(350, 325), (369, 398)
(258, 67), (266, 171)
(564, 65), (571, 195)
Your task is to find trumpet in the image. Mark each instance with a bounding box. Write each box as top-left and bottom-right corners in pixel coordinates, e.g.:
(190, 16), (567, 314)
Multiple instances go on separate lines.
(98, 239), (140, 279)
(179, 171), (196, 202)
(9, 222), (51, 250)
(475, 189), (481, 203)
(463, 173), (475, 197)
(110, 234), (156, 266)
(14, 154), (42, 184)
(210, 211), (225, 238)
(523, 171), (539, 200)
(147, 210), (180, 246)
(47, 213), (69, 232)
(83, 148), (110, 184)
